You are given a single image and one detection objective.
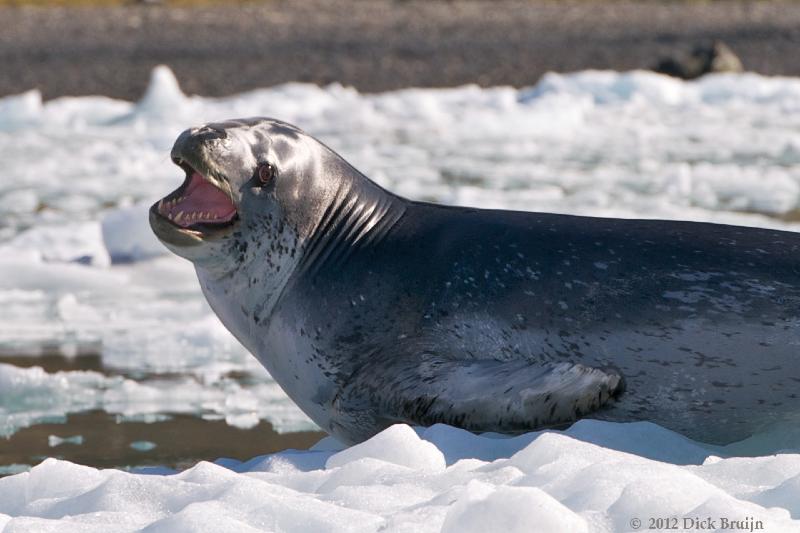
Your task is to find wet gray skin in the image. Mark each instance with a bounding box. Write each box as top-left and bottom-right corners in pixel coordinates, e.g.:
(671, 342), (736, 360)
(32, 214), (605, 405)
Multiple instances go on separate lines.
(151, 117), (800, 445)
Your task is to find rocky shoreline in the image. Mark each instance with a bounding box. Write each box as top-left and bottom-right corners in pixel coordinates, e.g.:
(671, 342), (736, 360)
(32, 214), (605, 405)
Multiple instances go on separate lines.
(2, 1), (800, 100)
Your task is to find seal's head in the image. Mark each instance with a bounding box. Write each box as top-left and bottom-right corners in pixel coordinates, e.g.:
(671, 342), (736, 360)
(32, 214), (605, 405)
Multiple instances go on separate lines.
(150, 117), (350, 277)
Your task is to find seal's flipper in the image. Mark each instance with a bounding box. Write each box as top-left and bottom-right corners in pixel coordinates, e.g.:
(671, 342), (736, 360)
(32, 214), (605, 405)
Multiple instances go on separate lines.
(333, 356), (624, 440)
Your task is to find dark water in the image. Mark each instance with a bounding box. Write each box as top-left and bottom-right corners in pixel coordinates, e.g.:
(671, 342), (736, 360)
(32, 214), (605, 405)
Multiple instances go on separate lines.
(1, 411), (325, 475)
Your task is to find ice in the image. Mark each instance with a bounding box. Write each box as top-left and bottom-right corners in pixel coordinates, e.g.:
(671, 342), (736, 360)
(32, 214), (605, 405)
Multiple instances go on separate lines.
(326, 425), (445, 471)
(101, 203), (168, 263)
(0, 89), (43, 130)
(4, 222), (110, 267)
(441, 484), (589, 533)
(130, 440), (157, 452)
(135, 65), (190, 119)
(47, 435), (84, 447)
(2, 423), (800, 531)
(0, 362), (309, 437)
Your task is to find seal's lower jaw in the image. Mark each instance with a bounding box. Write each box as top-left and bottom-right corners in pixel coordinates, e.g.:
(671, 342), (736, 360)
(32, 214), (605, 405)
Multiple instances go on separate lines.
(150, 161), (239, 247)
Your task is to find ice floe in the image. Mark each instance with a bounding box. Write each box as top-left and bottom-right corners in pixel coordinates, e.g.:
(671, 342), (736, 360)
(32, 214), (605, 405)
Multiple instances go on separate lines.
(2, 422), (799, 531)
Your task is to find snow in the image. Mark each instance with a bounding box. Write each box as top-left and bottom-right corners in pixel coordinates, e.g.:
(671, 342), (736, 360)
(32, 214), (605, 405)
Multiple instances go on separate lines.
(2, 65), (800, 530)
(1, 422), (799, 532)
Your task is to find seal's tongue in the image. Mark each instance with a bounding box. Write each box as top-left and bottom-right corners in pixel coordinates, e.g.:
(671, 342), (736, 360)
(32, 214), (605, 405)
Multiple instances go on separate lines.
(159, 172), (236, 228)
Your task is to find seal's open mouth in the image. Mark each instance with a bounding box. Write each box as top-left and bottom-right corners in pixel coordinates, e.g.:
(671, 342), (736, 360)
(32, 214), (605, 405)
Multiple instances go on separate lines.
(153, 159), (238, 236)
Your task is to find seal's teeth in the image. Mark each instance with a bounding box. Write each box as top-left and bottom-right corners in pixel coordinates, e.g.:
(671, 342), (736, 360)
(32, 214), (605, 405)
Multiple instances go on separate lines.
(158, 200), (164, 212)
(175, 211), (184, 223)
(168, 213), (174, 221)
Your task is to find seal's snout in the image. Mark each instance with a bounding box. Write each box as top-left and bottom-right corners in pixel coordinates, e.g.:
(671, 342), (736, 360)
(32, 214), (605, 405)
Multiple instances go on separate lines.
(170, 124), (226, 163)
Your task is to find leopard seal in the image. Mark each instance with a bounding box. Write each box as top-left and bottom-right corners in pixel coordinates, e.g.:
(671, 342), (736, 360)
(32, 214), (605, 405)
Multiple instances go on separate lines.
(150, 117), (800, 445)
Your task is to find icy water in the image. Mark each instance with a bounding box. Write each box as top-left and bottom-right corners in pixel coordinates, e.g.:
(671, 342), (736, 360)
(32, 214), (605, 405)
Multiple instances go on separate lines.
(0, 353), (324, 472)
(2, 67), (800, 531)
(0, 410), (323, 474)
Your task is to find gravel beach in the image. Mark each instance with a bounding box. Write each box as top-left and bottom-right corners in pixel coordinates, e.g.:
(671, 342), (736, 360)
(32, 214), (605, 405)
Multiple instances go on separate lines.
(2, 0), (800, 100)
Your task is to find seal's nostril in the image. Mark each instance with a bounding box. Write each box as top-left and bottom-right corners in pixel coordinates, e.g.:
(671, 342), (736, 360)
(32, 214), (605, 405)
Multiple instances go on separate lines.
(197, 124), (228, 140)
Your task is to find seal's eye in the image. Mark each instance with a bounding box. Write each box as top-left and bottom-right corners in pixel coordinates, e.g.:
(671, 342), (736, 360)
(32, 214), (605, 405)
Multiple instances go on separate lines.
(257, 162), (276, 185)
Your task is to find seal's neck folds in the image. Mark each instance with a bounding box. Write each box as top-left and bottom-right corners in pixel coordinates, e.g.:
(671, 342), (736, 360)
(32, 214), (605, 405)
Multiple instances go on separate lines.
(298, 166), (406, 280)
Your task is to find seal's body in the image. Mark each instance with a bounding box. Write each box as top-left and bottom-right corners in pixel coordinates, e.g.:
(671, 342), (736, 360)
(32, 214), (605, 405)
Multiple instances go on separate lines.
(151, 118), (800, 445)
